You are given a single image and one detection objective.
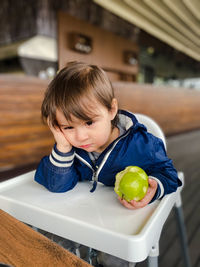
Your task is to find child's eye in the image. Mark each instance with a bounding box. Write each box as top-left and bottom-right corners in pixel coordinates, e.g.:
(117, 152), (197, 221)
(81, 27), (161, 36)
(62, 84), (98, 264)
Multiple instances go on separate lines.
(86, 120), (93, 126)
(63, 126), (73, 130)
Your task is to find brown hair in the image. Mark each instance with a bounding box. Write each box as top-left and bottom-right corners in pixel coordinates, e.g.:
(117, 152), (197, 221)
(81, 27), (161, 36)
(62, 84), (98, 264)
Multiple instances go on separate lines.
(41, 61), (118, 127)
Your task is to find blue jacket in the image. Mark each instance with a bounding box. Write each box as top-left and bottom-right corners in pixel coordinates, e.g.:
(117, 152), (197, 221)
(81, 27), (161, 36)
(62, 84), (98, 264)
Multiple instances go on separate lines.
(35, 110), (182, 202)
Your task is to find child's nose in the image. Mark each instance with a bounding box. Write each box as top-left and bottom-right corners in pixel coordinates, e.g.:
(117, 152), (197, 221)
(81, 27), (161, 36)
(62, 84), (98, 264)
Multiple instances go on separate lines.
(75, 128), (89, 141)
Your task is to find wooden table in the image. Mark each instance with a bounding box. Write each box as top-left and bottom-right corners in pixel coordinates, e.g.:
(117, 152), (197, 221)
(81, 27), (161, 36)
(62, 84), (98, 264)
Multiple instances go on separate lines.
(0, 209), (91, 267)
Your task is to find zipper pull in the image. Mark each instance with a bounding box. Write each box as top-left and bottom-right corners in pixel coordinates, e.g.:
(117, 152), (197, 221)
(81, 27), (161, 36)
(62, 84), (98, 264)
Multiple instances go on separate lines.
(90, 169), (98, 192)
(90, 180), (97, 192)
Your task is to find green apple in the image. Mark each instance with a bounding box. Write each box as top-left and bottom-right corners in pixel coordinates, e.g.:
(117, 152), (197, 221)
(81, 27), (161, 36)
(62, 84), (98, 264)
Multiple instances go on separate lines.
(114, 166), (149, 202)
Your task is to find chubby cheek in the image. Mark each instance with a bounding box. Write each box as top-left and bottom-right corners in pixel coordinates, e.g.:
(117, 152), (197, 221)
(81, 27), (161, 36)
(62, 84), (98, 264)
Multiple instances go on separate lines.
(62, 132), (75, 146)
(95, 129), (110, 145)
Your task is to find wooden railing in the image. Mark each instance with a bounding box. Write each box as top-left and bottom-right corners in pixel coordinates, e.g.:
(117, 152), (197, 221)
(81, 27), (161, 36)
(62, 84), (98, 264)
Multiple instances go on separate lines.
(0, 75), (53, 178)
(1, 74), (200, 178)
(114, 81), (200, 136)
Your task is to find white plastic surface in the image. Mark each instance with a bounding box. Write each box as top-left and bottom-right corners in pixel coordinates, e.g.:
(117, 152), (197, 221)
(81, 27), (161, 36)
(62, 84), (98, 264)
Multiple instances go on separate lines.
(0, 171), (182, 262)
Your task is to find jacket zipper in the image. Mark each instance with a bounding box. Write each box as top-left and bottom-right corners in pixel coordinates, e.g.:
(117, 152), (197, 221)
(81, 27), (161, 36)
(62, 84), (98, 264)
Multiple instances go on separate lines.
(90, 168), (98, 192)
(75, 129), (130, 192)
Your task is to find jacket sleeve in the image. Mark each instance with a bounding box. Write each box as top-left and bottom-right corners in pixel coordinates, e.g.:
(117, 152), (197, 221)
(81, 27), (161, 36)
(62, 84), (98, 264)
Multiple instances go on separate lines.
(146, 136), (182, 202)
(34, 144), (79, 192)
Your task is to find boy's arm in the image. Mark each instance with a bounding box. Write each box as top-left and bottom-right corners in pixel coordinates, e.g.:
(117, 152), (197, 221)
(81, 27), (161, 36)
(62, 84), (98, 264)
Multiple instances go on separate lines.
(119, 135), (181, 209)
(34, 144), (79, 192)
(146, 136), (182, 202)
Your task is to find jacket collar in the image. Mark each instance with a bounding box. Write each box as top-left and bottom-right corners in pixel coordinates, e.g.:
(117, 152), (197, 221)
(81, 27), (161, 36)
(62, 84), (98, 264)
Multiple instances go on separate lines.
(118, 110), (147, 132)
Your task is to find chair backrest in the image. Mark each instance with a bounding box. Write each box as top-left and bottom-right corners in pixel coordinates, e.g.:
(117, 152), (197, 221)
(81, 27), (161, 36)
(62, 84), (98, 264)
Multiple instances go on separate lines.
(134, 113), (167, 150)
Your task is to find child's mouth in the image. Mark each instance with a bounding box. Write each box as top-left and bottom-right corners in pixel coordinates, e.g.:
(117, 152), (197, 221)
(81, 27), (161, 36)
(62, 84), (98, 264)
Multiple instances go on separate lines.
(80, 144), (91, 149)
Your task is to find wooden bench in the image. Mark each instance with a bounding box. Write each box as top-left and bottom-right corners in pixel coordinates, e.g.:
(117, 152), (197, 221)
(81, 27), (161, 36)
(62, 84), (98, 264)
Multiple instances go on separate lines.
(1, 74), (200, 179)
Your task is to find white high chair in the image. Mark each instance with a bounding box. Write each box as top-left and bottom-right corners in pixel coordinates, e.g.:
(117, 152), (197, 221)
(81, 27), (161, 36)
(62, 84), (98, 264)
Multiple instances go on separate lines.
(0, 114), (191, 267)
(135, 113), (191, 267)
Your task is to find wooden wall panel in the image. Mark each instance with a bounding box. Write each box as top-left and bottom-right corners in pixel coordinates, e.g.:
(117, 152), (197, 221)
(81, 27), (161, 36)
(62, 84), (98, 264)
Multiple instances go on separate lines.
(113, 82), (200, 136)
(0, 75), (54, 172)
(57, 12), (138, 81)
(1, 74), (200, 175)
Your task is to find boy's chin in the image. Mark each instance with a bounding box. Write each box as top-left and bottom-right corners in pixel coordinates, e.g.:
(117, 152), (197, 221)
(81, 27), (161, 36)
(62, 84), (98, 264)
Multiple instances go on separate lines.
(81, 146), (100, 153)
(78, 145), (95, 152)
(78, 144), (105, 153)
(84, 147), (96, 152)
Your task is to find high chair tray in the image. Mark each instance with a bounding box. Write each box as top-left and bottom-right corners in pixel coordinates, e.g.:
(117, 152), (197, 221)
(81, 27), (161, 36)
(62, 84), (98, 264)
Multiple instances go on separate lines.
(0, 170), (180, 262)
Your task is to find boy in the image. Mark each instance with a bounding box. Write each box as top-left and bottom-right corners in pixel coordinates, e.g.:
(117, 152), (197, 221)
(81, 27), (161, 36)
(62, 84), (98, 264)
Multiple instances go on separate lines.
(35, 61), (181, 208)
(35, 61), (181, 265)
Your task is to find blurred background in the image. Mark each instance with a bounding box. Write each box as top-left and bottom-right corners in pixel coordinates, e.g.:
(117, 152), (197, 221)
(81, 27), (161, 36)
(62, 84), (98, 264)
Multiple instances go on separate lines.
(0, 1), (200, 266)
(0, 0), (200, 86)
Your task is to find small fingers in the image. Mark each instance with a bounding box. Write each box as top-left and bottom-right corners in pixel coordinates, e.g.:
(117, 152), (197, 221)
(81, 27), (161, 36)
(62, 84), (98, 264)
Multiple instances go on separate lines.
(148, 178), (158, 189)
(118, 195), (151, 210)
(118, 197), (137, 210)
(117, 178), (159, 210)
(130, 198), (148, 209)
(47, 117), (54, 130)
(47, 117), (61, 133)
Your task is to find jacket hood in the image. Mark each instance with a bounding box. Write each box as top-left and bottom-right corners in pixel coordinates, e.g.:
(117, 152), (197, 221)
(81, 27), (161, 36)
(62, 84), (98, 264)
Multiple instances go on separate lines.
(118, 110), (147, 133)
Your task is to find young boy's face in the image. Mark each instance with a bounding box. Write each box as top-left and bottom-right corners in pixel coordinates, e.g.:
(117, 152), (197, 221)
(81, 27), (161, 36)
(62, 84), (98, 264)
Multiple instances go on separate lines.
(56, 99), (118, 153)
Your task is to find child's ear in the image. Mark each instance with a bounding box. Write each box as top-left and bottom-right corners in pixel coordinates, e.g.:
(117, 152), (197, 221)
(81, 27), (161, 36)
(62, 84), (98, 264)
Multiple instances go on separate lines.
(110, 98), (118, 119)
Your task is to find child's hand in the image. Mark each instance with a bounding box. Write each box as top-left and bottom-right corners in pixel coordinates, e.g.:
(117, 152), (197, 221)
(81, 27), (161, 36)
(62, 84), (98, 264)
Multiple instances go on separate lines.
(47, 118), (72, 153)
(118, 178), (158, 209)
